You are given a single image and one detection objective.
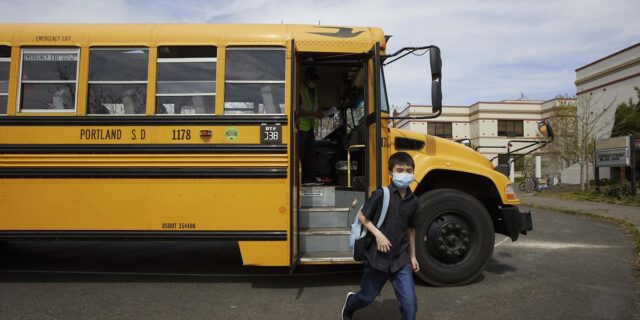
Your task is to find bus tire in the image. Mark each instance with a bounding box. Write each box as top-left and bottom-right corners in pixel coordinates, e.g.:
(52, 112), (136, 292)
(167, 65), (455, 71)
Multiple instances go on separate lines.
(414, 189), (494, 286)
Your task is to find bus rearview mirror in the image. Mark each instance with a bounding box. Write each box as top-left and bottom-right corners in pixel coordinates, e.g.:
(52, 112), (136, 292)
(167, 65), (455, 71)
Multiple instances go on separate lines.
(431, 80), (442, 113)
(430, 47), (442, 114)
(430, 46), (442, 79)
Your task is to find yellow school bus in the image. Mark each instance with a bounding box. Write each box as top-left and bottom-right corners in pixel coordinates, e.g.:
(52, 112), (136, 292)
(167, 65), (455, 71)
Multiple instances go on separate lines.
(0, 24), (542, 285)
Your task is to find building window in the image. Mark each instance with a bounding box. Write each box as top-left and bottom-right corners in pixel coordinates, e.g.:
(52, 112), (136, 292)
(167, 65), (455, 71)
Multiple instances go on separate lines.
(88, 48), (148, 115)
(156, 46), (217, 115)
(18, 48), (79, 112)
(498, 120), (523, 137)
(0, 46), (10, 114)
(427, 122), (453, 138)
(224, 47), (285, 114)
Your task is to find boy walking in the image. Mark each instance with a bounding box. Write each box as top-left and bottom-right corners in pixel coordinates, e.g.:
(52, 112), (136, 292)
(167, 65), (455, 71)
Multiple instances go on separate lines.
(342, 152), (420, 320)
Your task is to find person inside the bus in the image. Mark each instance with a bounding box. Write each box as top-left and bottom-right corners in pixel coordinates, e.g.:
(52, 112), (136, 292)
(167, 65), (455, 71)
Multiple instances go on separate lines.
(122, 89), (144, 114)
(50, 89), (70, 109)
(298, 67), (324, 184)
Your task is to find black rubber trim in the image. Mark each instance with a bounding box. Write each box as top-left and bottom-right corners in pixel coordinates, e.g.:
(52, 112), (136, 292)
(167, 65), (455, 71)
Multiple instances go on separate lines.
(365, 112), (377, 126)
(499, 205), (533, 241)
(363, 57), (370, 201)
(289, 38), (297, 273)
(0, 230), (287, 241)
(0, 144), (287, 154)
(0, 167), (287, 178)
(374, 42), (382, 189)
(0, 115), (288, 126)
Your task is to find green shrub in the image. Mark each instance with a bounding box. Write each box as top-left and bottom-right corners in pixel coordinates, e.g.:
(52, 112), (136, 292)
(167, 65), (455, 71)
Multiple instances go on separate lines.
(602, 181), (636, 199)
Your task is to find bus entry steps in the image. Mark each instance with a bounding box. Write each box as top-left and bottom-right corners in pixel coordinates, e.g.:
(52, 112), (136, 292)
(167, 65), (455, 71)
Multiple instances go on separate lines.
(299, 207), (350, 229)
(299, 251), (355, 264)
(299, 187), (364, 264)
(300, 227), (350, 253)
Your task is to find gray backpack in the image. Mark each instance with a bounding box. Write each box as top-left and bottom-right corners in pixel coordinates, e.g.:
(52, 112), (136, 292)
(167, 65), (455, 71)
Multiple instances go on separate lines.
(350, 187), (390, 260)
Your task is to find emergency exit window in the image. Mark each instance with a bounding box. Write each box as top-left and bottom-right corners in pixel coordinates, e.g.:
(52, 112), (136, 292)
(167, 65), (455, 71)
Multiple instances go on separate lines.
(0, 46), (10, 114)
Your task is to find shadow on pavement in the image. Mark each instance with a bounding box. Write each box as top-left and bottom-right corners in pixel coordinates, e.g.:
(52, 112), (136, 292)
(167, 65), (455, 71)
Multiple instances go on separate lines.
(352, 298), (402, 319)
(0, 240), (498, 290)
(0, 241), (363, 289)
(484, 257), (517, 275)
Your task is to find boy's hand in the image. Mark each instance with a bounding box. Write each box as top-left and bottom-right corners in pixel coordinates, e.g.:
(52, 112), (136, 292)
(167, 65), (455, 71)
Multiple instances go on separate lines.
(375, 233), (392, 253)
(411, 257), (420, 272)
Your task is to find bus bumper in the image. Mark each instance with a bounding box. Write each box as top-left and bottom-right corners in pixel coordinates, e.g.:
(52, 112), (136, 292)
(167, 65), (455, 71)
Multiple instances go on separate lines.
(500, 205), (533, 241)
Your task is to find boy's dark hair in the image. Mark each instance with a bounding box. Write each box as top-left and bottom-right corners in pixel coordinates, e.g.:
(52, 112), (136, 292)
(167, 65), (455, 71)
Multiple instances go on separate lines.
(388, 152), (415, 170)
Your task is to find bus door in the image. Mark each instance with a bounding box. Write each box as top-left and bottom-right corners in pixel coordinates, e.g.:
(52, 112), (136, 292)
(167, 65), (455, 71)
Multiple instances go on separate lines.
(291, 46), (384, 265)
(368, 42), (387, 192)
(290, 39), (300, 271)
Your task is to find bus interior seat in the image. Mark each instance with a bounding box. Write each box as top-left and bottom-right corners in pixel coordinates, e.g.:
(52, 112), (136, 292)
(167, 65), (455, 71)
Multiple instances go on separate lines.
(261, 85), (278, 114)
(122, 89), (140, 114)
(157, 103), (169, 114)
(194, 96), (206, 114)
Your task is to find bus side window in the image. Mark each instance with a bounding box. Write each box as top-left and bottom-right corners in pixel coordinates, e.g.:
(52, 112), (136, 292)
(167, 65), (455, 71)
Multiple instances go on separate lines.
(87, 48), (148, 115)
(224, 47), (285, 115)
(156, 45), (217, 115)
(0, 46), (9, 114)
(18, 48), (79, 112)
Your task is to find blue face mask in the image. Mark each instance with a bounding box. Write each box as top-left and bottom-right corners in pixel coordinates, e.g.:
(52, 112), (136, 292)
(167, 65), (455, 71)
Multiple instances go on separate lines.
(392, 172), (414, 189)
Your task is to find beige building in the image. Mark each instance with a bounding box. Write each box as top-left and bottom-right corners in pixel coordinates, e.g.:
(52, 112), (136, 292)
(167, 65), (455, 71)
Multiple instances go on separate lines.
(560, 42), (640, 183)
(394, 43), (639, 184)
(394, 98), (573, 182)
(575, 42), (640, 138)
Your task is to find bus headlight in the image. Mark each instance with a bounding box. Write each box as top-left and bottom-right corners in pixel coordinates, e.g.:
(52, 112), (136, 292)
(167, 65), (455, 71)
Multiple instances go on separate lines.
(506, 184), (517, 200)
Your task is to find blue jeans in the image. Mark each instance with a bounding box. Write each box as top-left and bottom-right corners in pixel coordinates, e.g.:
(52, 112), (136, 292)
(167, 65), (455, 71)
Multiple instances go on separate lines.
(344, 263), (417, 320)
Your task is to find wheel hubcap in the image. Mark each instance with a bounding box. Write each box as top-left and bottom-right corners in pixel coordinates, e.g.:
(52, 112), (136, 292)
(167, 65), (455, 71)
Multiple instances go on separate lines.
(426, 214), (471, 263)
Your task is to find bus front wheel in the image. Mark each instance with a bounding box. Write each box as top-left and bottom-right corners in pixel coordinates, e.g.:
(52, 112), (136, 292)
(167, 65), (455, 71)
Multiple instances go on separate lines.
(415, 189), (494, 286)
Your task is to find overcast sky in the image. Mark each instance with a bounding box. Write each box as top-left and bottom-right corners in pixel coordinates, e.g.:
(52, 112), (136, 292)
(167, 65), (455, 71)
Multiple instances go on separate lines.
(1, 0), (639, 108)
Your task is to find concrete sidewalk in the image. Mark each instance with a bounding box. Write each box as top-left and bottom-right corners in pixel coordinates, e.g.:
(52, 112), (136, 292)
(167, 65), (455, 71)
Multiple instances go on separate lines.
(518, 193), (640, 231)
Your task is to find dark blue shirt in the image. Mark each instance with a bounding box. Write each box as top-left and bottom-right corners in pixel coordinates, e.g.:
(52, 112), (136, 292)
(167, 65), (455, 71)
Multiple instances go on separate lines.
(361, 184), (419, 273)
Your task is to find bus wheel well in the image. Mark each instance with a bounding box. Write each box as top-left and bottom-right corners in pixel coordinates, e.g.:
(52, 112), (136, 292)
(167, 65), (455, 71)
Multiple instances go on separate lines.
(415, 170), (507, 236)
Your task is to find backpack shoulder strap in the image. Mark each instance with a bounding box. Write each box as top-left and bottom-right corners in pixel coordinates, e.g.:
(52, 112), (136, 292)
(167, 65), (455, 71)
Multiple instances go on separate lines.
(375, 186), (390, 229)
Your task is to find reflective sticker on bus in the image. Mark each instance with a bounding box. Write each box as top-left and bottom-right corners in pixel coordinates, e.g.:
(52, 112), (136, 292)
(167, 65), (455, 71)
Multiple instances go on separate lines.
(224, 127), (239, 141)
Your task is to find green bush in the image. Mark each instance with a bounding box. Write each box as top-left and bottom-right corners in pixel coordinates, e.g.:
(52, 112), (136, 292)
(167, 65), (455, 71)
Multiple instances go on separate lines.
(601, 181), (637, 199)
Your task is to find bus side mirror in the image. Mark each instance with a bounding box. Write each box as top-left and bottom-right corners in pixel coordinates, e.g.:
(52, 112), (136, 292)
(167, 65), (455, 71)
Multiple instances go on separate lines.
(430, 46), (442, 79)
(431, 80), (442, 113)
(430, 47), (442, 113)
(538, 120), (554, 140)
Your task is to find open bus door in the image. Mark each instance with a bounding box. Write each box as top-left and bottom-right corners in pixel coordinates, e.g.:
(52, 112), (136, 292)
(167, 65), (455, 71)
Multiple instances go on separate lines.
(368, 42), (386, 193)
(291, 44), (385, 266)
(289, 39), (299, 273)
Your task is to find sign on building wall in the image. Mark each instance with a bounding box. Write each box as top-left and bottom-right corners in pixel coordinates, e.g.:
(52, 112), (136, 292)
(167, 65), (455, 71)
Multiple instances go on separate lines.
(595, 136), (632, 167)
(595, 148), (630, 167)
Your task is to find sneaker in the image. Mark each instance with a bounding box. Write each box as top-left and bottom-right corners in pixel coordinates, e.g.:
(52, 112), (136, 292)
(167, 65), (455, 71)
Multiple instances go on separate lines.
(341, 292), (355, 320)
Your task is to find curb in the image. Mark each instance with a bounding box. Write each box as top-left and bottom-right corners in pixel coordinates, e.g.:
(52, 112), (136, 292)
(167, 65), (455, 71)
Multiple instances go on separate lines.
(522, 202), (640, 285)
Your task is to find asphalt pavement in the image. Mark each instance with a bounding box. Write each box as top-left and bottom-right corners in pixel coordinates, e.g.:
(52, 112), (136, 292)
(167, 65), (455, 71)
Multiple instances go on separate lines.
(0, 206), (637, 320)
(518, 192), (640, 231)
